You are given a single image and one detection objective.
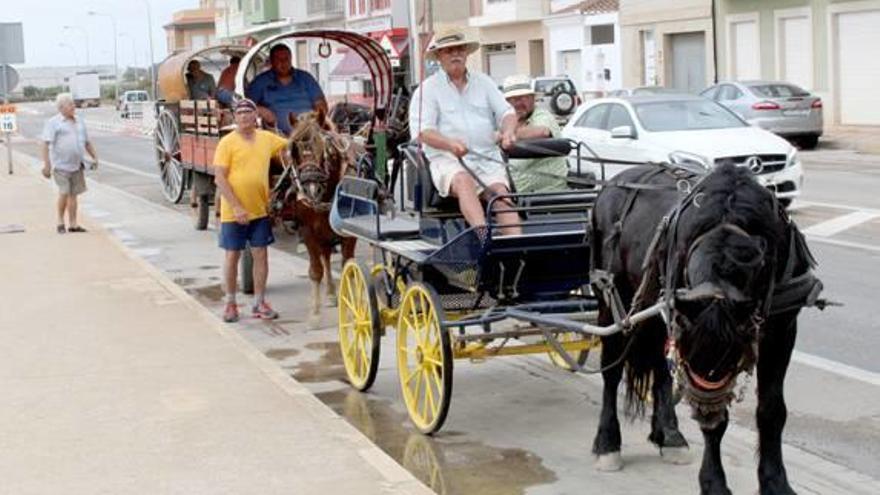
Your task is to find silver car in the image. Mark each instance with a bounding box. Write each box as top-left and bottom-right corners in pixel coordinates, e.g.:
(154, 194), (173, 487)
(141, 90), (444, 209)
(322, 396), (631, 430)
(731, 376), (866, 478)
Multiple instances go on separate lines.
(701, 81), (823, 149)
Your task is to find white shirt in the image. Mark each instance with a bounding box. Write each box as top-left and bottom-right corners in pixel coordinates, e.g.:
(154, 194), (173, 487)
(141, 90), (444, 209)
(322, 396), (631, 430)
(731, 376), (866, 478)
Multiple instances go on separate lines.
(409, 69), (514, 172)
(41, 114), (89, 172)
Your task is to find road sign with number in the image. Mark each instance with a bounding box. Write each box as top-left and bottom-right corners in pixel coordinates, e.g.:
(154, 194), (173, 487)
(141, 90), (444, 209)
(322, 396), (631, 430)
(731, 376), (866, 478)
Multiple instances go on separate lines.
(0, 104), (17, 133)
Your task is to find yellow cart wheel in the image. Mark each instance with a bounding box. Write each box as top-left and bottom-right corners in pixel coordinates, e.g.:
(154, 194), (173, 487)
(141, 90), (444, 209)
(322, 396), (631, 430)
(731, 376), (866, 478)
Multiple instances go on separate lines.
(548, 333), (600, 371)
(338, 260), (381, 391)
(397, 282), (453, 434)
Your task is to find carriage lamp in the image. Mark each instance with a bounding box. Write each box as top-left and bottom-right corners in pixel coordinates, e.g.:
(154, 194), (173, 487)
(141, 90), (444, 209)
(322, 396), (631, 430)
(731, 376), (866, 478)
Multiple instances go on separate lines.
(669, 151), (710, 170)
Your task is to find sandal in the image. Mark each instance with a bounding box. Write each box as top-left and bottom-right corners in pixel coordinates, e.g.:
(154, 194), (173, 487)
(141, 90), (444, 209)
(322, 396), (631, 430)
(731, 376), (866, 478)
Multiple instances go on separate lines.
(56, 224), (66, 234)
(68, 226), (87, 233)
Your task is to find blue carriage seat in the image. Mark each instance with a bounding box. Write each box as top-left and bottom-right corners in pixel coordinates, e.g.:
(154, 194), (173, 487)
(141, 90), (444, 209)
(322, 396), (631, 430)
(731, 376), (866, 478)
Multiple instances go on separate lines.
(332, 176), (420, 240)
(401, 144), (461, 216)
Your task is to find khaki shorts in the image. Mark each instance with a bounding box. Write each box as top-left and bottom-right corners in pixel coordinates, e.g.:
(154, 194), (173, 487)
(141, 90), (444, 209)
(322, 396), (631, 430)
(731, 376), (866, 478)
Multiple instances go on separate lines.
(430, 154), (509, 197)
(54, 168), (87, 196)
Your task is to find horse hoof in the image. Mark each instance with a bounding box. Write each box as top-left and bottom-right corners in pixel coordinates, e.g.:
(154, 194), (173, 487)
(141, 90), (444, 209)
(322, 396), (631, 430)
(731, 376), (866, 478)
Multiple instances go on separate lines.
(594, 452), (623, 472)
(660, 446), (692, 465)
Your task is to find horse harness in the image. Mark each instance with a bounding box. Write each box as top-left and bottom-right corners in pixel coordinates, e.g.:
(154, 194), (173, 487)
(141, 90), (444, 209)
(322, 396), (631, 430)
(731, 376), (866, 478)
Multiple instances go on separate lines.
(594, 164), (825, 414)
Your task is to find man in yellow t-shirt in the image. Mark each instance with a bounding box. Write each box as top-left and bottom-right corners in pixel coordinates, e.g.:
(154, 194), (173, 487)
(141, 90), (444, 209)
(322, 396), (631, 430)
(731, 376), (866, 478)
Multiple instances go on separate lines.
(214, 98), (290, 323)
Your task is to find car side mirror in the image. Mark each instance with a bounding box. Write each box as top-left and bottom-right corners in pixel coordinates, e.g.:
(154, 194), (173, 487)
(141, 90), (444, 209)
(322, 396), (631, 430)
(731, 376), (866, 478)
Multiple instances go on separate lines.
(610, 125), (636, 140)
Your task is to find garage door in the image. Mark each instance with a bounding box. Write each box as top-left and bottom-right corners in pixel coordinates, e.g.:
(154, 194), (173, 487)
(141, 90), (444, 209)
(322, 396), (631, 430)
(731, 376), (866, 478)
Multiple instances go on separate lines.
(779, 15), (811, 89)
(838, 10), (880, 125)
(487, 51), (517, 85)
(731, 20), (760, 80)
(670, 32), (706, 93)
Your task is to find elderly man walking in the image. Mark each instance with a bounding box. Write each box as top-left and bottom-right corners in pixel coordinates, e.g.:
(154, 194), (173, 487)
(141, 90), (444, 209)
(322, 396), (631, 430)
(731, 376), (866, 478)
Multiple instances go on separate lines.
(408, 28), (520, 235)
(214, 98), (290, 323)
(41, 93), (99, 234)
(502, 74), (570, 193)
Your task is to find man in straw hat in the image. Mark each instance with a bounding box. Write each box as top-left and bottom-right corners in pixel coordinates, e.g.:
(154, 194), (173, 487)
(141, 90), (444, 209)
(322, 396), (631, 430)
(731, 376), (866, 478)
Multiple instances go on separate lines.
(409, 28), (520, 235)
(502, 74), (569, 193)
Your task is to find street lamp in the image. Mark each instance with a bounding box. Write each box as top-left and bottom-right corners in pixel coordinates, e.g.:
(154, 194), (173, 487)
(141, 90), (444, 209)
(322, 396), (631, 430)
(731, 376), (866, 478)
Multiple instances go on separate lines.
(87, 10), (119, 102)
(62, 25), (90, 67)
(58, 43), (79, 67)
(141, 0), (157, 100)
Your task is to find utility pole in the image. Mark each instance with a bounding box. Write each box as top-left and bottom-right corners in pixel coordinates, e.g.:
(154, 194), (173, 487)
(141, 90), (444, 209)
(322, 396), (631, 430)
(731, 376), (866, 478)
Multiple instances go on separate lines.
(142, 0), (157, 100)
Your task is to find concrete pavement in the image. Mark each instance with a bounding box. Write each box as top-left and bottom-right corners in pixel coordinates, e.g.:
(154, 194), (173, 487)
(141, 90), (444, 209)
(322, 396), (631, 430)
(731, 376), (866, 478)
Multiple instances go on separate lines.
(0, 160), (432, 494)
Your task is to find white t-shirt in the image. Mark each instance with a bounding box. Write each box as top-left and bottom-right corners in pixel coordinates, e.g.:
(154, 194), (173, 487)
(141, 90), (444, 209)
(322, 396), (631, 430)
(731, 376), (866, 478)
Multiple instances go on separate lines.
(41, 114), (89, 172)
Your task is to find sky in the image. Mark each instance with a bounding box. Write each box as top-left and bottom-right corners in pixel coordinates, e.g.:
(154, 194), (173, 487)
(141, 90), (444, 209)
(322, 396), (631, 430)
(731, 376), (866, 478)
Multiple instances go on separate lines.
(2, 0), (200, 69)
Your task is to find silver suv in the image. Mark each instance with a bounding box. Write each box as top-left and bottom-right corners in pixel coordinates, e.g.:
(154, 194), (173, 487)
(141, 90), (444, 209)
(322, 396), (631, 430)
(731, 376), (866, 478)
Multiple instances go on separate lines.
(532, 76), (580, 124)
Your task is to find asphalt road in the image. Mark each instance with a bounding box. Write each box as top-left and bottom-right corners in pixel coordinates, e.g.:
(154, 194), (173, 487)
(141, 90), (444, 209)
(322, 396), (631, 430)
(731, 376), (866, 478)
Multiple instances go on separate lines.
(8, 101), (880, 491)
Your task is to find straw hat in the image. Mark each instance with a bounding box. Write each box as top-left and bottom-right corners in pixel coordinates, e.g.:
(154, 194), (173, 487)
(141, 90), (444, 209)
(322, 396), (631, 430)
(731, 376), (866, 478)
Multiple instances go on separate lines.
(425, 28), (480, 61)
(502, 75), (536, 99)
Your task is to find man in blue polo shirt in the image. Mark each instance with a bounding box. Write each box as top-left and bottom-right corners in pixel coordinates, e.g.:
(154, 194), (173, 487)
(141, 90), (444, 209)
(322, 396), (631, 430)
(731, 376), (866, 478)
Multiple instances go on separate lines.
(246, 44), (327, 135)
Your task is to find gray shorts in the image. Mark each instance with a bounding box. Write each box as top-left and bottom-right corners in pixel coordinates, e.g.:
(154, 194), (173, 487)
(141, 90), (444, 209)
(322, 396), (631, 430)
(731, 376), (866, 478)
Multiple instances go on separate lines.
(54, 168), (87, 196)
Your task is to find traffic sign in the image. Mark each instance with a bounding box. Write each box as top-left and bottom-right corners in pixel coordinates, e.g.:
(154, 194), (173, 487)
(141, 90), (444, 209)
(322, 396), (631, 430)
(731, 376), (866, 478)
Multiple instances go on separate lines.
(1, 104), (17, 133)
(0, 65), (19, 97)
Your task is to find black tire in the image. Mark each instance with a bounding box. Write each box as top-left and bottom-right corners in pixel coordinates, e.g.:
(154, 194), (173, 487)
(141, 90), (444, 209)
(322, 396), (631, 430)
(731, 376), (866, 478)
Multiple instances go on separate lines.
(194, 194), (210, 231)
(338, 260), (383, 392)
(240, 247), (254, 295)
(800, 135), (819, 150)
(550, 85), (576, 116)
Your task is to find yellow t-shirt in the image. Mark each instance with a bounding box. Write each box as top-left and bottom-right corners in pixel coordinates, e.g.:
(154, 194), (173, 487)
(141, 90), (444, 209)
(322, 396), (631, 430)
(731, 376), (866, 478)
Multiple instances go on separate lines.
(213, 129), (288, 222)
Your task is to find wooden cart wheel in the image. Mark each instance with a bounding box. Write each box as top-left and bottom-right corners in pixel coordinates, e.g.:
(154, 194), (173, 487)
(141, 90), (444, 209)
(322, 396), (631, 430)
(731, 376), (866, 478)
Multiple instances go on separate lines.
(397, 283), (453, 434)
(155, 110), (185, 204)
(338, 260), (382, 391)
(548, 333), (600, 371)
(402, 432), (447, 493)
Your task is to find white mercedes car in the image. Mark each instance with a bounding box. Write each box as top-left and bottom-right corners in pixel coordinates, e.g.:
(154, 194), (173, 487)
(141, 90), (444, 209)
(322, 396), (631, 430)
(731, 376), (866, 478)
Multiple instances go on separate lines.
(561, 94), (803, 205)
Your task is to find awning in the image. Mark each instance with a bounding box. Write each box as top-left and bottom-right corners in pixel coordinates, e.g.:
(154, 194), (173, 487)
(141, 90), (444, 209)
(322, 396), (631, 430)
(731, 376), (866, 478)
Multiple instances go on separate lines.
(330, 49), (370, 79)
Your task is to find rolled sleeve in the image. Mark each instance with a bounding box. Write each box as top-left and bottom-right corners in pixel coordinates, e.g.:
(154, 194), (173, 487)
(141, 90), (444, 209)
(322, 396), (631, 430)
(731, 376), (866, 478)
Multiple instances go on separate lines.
(530, 109), (562, 138)
(482, 75), (514, 127)
(305, 73), (325, 104)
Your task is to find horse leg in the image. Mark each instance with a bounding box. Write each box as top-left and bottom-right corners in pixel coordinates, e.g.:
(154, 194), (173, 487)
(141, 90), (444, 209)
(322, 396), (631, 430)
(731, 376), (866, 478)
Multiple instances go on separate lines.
(592, 308), (625, 471)
(757, 315), (798, 495)
(322, 245), (337, 307)
(646, 321), (690, 464)
(699, 409), (732, 495)
(340, 236), (356, 265)
(304, 238), (323, 315)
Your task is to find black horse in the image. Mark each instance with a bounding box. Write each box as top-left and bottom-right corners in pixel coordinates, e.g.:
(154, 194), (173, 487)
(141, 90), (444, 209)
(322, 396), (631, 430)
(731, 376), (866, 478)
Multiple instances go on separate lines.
(590, 163), (822, 494)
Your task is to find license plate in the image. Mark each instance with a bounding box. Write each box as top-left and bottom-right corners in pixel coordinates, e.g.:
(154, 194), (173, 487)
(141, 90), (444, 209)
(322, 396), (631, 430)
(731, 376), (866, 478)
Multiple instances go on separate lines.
(783, 109), (809, 117)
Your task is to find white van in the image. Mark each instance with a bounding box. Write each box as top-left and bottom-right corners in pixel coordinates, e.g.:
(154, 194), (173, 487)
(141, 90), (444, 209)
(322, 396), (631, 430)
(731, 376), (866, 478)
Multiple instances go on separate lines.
(117, 90), (149, 119)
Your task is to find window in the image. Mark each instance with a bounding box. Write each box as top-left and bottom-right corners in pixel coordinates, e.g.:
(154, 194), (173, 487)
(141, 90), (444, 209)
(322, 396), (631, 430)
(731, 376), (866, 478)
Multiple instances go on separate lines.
(370, 0), (390, 10)
(605, 104), (634, 131)
(749, 84), (810, 98)
(634, 100), (747, 132)
(588, 24), (615, 45)
(534, 78), (574, 94)
(718, 85), (743, 101)
(700, 86), (720, 100)
(575, 105), (609, 129)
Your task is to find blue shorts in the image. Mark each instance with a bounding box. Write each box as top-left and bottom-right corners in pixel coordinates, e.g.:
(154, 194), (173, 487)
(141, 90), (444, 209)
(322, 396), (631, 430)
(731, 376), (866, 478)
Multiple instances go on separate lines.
(219, 216), (275, 251)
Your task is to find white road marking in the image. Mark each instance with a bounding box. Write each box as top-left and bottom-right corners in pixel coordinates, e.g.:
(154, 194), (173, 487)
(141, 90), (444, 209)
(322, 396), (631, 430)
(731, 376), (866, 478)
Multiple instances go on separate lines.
(792, 351), (880, 387)
(797, 199), (880, 215)
(806, 235), (880, 254)
(97, 159), (159, 180)
(802, 211), (880, 237)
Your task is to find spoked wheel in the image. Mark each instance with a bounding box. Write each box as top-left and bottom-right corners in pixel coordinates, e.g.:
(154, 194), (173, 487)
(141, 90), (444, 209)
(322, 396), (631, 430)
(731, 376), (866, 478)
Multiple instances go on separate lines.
(155, 110), (185, 204)
(397, 283), (453, 434)
(338, 260), (382, 391)
(548, 333), (600, 371)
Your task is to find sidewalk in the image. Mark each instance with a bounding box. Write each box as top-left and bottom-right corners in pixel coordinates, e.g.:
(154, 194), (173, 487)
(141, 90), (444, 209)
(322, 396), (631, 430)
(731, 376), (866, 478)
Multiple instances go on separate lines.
(821, 126), (880, 154)
(0, 161), (432, 493)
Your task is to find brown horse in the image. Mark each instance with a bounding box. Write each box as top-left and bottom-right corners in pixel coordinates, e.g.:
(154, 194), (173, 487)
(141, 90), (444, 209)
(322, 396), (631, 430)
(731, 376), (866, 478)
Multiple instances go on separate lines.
(277, 110), (356, 315)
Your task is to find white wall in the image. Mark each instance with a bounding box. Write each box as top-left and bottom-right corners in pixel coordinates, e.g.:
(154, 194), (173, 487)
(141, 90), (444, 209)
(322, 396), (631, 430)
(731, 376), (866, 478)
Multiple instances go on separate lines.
(546, 12), (622, 95)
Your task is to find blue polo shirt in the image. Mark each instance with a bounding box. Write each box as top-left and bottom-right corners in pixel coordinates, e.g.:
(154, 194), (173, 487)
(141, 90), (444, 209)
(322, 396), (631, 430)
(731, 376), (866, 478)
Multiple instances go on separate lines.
(246, 68), (324, 134)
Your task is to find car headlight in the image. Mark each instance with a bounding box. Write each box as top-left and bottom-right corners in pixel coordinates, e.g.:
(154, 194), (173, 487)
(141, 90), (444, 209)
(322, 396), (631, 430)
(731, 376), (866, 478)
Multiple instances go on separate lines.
(787, 148), (801, 169)
(669, 151), (711, 171)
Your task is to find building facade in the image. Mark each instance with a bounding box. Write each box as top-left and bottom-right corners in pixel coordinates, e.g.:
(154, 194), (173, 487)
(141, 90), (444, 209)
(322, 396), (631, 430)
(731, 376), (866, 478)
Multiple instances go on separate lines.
(715, 0), (880, 126)
(544, 0), (622, 96)
(619, 0), (716, 93)
(469, 0), (552, 83)
(164, 0), (226, 55)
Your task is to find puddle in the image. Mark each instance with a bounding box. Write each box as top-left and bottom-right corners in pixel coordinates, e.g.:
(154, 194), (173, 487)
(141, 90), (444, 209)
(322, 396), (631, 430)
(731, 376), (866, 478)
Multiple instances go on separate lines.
(315, 388), (557, 495)
(198, 265), (219, 270)
(188, 284), (224, 303)
(265, 348), (301, 361)
(291, 341), (346, 383)
(173, 277), (198, 287)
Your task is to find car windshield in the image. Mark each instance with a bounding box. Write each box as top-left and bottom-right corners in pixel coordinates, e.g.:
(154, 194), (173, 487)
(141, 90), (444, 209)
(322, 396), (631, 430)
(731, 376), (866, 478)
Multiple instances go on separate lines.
(633, 100), (747, 132)
(749, 84), (810, 98)
(534, 79), (574, 94)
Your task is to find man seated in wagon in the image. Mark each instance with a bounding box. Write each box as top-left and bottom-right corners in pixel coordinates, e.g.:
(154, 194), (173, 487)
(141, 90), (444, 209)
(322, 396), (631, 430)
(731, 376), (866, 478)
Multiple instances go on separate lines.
(408, 29), (521, 235)
(246, 43), (328, 136)
(186, 60), (217, 100)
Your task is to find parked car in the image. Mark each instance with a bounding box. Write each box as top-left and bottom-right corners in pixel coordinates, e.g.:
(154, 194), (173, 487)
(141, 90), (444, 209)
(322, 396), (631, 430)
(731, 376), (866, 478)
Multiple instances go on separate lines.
(606, 86), (682, 97)
(701, 81), (823, 149)
(561, 94), (803, 206)
(532, 76), (581, 124)
(117, 90), (150, 119)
